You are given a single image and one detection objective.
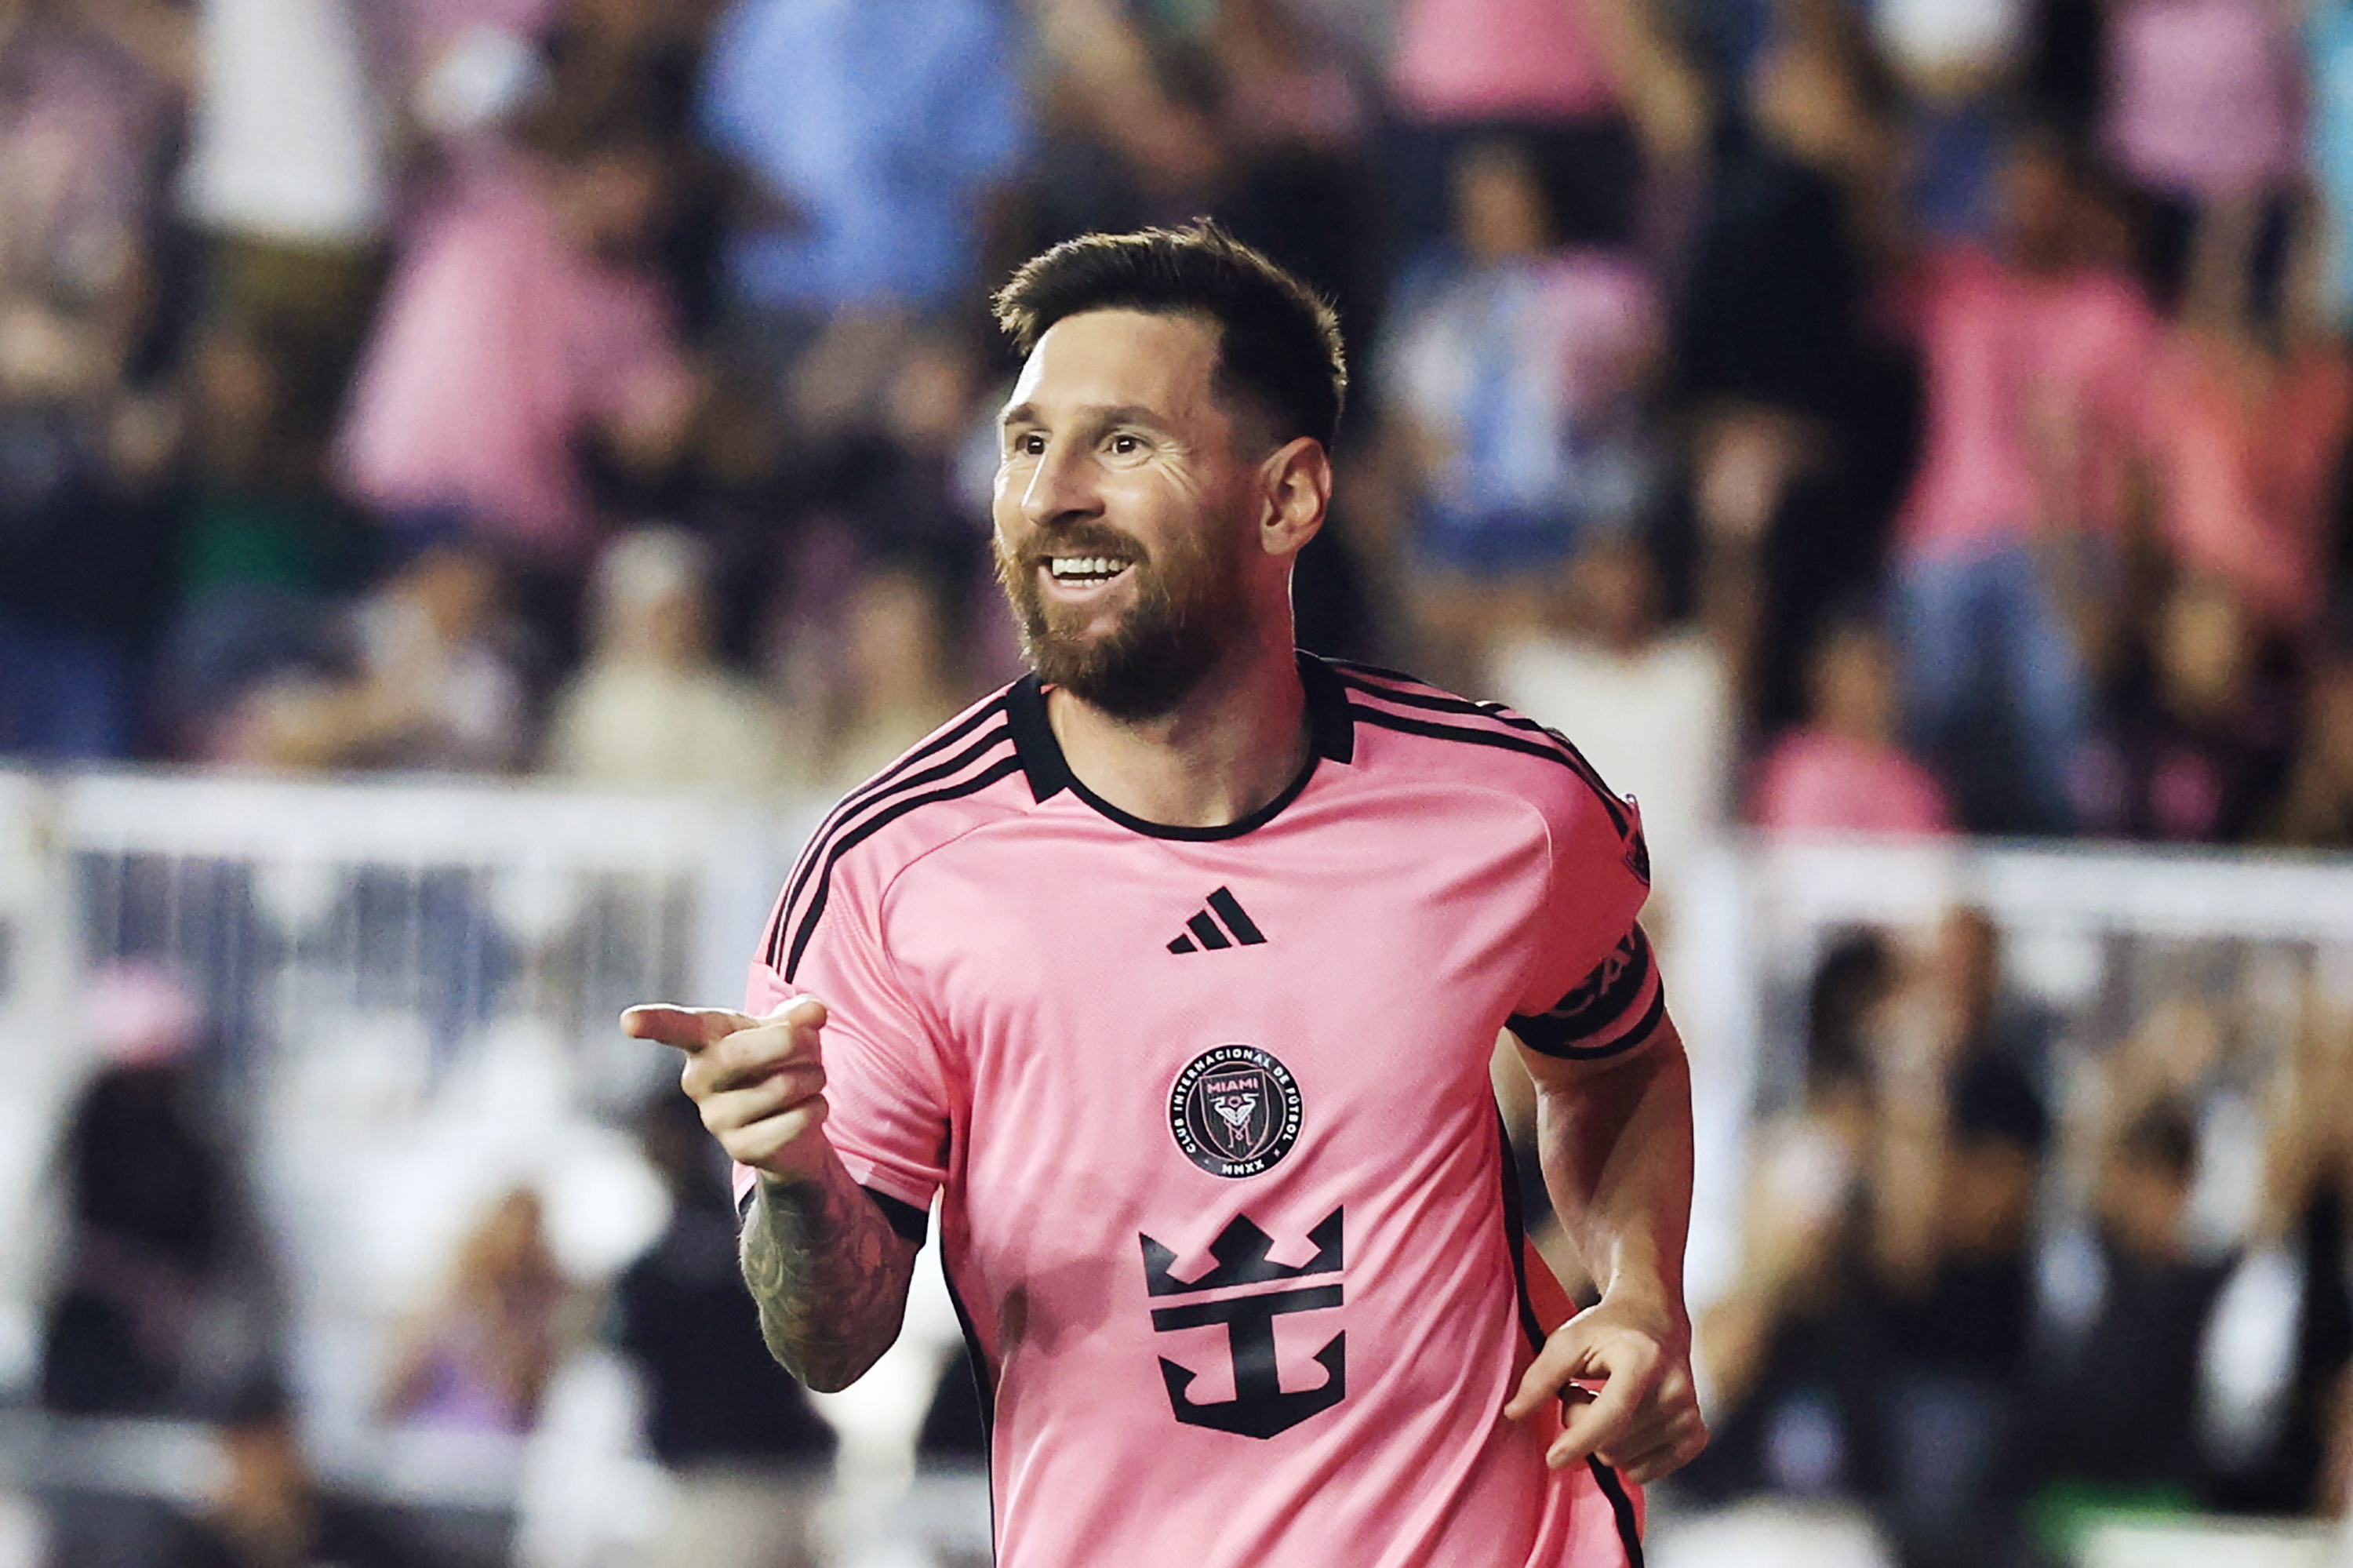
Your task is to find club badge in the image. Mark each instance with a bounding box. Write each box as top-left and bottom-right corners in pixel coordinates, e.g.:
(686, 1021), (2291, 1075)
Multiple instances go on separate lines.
(1169, 1045), (1303, 1178)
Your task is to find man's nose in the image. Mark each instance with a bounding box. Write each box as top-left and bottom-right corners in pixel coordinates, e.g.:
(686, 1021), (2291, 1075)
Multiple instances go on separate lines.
(1019, 441), (1102, 529)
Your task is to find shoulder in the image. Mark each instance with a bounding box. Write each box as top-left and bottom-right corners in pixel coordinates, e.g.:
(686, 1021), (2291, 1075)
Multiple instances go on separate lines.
(762, 684), (1033, 980)
(1318, 657), (1638, 843)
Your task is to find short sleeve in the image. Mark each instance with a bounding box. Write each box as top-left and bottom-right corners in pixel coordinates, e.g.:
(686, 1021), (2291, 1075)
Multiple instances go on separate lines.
(1506, 791), (1664, 1061)
(738, 875), (953, 1220)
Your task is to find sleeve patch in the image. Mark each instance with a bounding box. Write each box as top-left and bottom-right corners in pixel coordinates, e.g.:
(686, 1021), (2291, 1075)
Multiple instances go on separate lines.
(1508, 926), (1664, 1060)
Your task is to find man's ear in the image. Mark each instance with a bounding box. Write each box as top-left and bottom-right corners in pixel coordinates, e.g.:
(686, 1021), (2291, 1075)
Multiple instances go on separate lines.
(1258, 437), (1331, 559)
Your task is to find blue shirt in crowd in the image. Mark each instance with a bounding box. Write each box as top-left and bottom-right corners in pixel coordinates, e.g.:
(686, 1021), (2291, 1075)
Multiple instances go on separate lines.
(698, 0), (1030, 313)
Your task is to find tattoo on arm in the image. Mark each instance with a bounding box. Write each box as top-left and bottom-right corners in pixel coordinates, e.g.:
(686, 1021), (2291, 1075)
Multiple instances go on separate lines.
(740, 1163), (916, 1392)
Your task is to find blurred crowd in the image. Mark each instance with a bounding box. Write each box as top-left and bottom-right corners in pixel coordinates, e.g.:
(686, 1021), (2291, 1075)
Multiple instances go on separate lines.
(1682, 911), (2353, 1565)
(3, 0), (2353, 864)
(35, 962), (850, 1568)
(15, 0), (2353, 1563)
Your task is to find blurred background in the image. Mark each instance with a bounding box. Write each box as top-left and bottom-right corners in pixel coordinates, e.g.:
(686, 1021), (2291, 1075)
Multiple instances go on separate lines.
(1, 0), (2352, 1564)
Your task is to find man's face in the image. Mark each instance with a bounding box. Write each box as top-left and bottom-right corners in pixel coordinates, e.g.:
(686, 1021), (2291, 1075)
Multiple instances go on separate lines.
(992, 309), (1262, 720)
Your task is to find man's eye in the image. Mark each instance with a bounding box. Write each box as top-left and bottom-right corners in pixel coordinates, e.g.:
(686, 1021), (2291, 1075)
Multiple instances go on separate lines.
(1012, 432), (1046, 457)
(1108, 433), (1143, 455)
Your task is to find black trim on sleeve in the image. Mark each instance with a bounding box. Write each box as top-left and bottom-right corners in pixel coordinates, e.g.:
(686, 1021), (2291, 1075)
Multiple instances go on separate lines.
(864, 1186), (931, 1246)
(1332, 664), (1631, 835)
(735, 1181), (931, 1249)
(781, 755), (1026, 980)
(1508, 926), (1657, 1058)
(766, 715), (1016, 970)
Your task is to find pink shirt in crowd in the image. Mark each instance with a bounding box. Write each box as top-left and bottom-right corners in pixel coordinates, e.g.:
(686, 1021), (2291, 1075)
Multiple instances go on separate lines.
(336, 155), (690, 561)
(2104, 0), (2303, 199)
(397, 0), (561, 55)
(0, 20), (176, 304)
(1894, 248), (2158, 563)
(2144, 331), (2353, 629)
(1748, 729), (1955, 837)
(1387, 0), (1618, 123)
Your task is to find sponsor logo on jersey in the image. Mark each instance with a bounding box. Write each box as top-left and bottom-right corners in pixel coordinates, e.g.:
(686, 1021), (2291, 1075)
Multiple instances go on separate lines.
(1139, 1208), (1345, 1437)
(1169, 1045), (1301, 1177)
(1166, 886), (1267, 954)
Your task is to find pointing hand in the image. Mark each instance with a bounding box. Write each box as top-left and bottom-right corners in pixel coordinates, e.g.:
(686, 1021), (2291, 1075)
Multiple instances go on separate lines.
(621, 997), (833, 1184)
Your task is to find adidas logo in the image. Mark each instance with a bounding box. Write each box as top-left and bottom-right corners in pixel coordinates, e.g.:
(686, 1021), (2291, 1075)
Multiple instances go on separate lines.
(1167, 888), (1267, 954)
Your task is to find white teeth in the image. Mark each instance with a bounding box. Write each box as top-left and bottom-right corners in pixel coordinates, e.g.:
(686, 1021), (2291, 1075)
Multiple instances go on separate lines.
(1049, 557), (1129, 580)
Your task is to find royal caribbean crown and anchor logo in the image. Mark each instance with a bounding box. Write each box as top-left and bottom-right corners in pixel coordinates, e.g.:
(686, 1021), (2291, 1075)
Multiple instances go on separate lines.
(1168, 1044), (1303, 1178)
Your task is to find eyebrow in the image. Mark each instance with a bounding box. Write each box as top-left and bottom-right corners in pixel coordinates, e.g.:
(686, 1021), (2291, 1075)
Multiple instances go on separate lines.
(997, 402), (1167, 437)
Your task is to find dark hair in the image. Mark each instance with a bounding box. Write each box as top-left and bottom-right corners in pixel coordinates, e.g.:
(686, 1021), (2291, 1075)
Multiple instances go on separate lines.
(1951, 1056), (2050, 1155)
(991, 220), (1347, 452)
(2115, 1099), (2198, 1181)
(1806, 930), (1891, 1095)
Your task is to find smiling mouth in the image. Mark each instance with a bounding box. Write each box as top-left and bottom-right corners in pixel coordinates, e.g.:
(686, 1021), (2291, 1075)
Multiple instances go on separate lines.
(1046, 555), (1134, 588)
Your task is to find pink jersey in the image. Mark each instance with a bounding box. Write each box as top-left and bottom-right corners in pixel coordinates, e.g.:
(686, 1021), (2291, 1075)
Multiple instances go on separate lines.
(744, 657), (1660, 1567)
(1894, 248), (2158, 563)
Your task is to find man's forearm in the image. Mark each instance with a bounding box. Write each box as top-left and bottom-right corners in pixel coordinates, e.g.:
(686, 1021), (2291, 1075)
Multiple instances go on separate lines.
(741, 1151), (918, 1392)
(1533, 1018), (1697, 1311)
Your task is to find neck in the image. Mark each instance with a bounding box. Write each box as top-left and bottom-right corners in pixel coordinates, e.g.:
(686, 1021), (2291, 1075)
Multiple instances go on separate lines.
(1046, 623), (1310, 829)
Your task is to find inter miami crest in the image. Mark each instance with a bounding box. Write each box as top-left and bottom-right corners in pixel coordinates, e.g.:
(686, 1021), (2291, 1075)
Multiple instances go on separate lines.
(1169, 1046), (1302, 1178)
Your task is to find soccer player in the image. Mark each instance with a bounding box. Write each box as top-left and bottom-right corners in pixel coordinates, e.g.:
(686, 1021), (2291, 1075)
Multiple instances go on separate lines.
(624, 222), (1706, 1566)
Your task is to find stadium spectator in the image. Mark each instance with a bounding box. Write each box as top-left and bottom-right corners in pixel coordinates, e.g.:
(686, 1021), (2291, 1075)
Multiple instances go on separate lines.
(544, 525), (802, 794)
(1863, 1027), (2051, 1568)
(39, 962), (278, 1417)
(335, 132), (696, 570)
(1380, 135), (1663, 685)
(2100, 0), (2304, 315)
(1490, 533), (1731, 933)
(1871, 0), (2029, 243)
(218, 533), (529, 772)
(2203, 970), (2353, 1515)
(164, 1380), (420, 1568)
(0, 0), (184, 759)
(1842, 911), (2060, 1566)
(1380, 0), (1705, 264)
(820, 562), (969, 791)
(1686, 931), (1892, 1504)
(694, 0), (1026, 429)
(2264, 639), (2353, 848)
(2078, 570), (2300, 843)
(155, 317), (372, 758)
(1886, 137), (2159, 834)
(1201, 0), (1378, 333)
(380, 1185), (580, 1434)
(1750, 612), (1955, 836)
(179, 0), (393, 419)
(2023, 1098), (2231, 1540)
(1675, 2), (1908, 730)
(610, 1091), (833, 1568)
(2139, 271), (2353, 634)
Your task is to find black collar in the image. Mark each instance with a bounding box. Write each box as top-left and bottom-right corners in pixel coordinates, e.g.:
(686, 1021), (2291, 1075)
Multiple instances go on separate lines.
(1006, 652), (1355, 841)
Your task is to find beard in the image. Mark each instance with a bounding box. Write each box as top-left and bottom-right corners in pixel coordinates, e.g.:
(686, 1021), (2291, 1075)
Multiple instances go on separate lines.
(994, 520), (1252, 722)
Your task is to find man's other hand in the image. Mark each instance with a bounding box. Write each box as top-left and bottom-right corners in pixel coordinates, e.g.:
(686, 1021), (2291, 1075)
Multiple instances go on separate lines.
(1502, 1290), (1707, 1486)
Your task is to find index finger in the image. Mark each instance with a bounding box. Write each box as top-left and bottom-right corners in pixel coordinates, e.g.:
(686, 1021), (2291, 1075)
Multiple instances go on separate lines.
(619, 1004), (761, 1053)
(1546, 1366), (1649, 1471)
